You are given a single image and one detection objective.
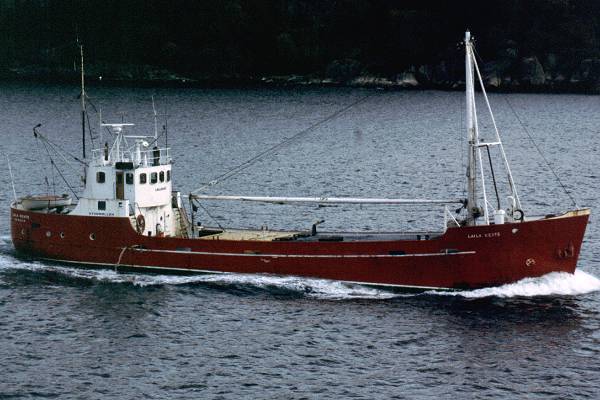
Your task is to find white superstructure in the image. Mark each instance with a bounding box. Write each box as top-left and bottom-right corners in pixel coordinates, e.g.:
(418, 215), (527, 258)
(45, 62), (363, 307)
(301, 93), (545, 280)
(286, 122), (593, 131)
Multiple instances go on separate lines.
(71, 123), (181, 237)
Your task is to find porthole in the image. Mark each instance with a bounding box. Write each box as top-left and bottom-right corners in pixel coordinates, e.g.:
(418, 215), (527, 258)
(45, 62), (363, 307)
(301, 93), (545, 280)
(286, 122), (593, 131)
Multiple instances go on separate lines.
(60, 232), (65, 239)
(45, 231), (51, 237)
(89, 233), (96, 240)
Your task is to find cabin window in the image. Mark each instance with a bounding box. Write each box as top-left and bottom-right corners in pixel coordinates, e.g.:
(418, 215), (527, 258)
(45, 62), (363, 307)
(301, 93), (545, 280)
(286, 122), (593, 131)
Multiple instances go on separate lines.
(167, 170), (171, 182)
(126, 173), (134, 185)
(96, 171), (105, 183)
(98, 201), (106, 210)
(140, 173), (147, 184)
(150, 172), (158, 184)
(159, 171), (165, 182)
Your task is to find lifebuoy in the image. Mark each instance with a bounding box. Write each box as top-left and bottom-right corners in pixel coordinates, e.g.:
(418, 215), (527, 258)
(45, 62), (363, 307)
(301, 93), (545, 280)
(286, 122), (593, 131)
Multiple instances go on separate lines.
(136, 214), (145, 234)
(513, 209), (524, 222)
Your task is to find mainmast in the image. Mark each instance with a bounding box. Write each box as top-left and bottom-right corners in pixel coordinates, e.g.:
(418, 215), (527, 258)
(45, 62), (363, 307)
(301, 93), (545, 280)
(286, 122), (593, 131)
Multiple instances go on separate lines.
(465, 31), (479, 225)
(80, 44), (86, 160)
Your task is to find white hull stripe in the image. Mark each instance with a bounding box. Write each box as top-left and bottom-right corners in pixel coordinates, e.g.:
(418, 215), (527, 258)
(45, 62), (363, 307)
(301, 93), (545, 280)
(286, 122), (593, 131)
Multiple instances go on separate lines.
(131, 248), (476, 258)
(38, 257), (452, 291)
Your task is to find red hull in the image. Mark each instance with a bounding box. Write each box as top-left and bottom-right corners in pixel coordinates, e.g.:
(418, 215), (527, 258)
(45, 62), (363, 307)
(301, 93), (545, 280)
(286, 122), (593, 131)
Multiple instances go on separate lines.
(10, 207), (589, 289)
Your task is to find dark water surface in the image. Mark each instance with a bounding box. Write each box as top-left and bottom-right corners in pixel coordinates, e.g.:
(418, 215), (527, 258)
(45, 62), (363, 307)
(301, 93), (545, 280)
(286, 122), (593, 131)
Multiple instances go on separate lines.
(1, 82), (600, 399)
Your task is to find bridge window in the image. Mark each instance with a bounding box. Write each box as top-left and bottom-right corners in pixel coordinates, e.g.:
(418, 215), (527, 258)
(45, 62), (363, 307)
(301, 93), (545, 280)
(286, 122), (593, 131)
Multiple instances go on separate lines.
(167, 170), (171, 182)
(150, 172), (157, 184)
(96, 171), (105, 183)
(139, 173), (147, 184)
(159, 171), (165, 182)
(126, 173), (134, 184)
(98, 201), (106, 210)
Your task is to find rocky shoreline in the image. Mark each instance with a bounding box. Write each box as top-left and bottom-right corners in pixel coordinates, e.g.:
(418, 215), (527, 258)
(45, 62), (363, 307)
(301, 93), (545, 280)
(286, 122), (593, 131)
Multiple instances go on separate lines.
(2, 55), (600, 94)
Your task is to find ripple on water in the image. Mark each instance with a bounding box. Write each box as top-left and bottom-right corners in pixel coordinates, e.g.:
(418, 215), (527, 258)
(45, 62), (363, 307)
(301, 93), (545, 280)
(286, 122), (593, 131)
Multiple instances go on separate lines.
(1, 87), (600, 399)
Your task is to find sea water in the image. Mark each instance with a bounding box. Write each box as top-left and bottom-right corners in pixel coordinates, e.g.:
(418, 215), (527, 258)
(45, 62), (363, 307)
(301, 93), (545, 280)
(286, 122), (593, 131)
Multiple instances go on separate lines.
(1, 82), (599, 399)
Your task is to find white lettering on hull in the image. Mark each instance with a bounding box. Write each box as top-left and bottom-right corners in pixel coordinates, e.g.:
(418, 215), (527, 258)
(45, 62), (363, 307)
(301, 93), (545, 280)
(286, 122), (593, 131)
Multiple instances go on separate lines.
(12, 213), (30, 223)
(467, 232), (501, 239)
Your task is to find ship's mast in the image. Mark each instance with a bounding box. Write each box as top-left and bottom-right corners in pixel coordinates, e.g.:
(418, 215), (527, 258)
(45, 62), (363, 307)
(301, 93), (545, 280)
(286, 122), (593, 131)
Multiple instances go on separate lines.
(465, 31), (479, 225)
(80, 44), (86, 160)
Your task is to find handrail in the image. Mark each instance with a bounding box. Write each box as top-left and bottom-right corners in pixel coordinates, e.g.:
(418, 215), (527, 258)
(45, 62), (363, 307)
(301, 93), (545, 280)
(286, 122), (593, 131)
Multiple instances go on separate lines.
(191, 195), (465, 205)
(91, 147), (171, 166)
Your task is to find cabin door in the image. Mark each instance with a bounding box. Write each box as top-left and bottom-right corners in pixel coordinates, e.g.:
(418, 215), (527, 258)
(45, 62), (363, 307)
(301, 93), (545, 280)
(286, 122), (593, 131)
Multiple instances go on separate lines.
(116, 172), (125, 200)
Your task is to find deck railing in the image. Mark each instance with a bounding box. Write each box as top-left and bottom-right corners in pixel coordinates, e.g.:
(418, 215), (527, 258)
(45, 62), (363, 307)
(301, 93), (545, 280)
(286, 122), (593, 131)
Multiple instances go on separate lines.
(92, 147), (170, 167)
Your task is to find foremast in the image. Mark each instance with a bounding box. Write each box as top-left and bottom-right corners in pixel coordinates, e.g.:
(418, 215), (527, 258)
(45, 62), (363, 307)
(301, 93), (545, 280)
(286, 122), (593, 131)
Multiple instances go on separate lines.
(465, 31), (479, 226)
(464, 31), (522, 226)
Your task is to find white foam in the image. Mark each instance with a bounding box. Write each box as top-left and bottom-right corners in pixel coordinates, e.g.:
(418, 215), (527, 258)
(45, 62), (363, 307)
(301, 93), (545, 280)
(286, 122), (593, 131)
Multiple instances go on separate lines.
(438, 269), (600, 298)
(136, 273), (401, 300)
(3, 253), (598, 299)
(0, 258), (400, 300)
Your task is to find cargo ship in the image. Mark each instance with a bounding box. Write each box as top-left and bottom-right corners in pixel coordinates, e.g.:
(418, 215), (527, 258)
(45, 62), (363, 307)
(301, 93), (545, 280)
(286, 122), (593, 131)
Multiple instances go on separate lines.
(10, 32), (590, 290)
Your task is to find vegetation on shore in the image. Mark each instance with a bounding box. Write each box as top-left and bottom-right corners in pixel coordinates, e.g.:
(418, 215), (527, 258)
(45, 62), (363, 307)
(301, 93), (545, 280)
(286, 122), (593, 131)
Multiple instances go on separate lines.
(0, 0), (598, 92)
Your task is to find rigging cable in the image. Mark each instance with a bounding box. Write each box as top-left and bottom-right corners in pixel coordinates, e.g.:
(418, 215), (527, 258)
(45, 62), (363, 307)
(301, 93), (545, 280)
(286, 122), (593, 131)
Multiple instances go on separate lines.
(77, 92), (97, 148)
(34, 126), (87, 171)
(33, 126), (81, 199)
(84, 95), (116, 141)
(472, 47), (522, 209)
(33, 125), (50, 194)
(191, 92), (374, 194)
(39, 136), (80, 200)
(504, 98), (577, 207)
(459, 87), (466, 199)
(39, 138), (57, 196)
(192, 199), (225, 230)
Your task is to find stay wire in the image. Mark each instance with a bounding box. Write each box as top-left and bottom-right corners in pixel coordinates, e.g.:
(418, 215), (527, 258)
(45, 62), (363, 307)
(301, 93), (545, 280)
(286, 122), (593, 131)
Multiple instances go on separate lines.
(49, 158), (80, 200)
(35, 128), (87, 166)
(40, 138), (80, 199)
(84, 95), (115, 141)
(192, 198), (225, 230)
(504, 98), (577, 207)
(34, 130), (87, 178)
(192, 92), (374, 194)
(39, 139), (56, 196)
(33, 132), (49, 193)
